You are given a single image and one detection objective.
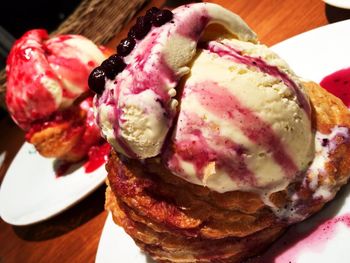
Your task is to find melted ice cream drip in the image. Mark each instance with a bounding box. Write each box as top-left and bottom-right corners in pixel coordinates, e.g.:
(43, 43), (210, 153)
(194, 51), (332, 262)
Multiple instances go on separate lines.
(265, 126), (350, 222)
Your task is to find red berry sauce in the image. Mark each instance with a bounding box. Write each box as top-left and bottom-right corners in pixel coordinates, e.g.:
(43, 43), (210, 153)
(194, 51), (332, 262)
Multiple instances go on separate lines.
(249, 213), (350, 263)
(84, 143), (111, 173)
(320, 67), (350, 107)
(55, 143), (110, 177)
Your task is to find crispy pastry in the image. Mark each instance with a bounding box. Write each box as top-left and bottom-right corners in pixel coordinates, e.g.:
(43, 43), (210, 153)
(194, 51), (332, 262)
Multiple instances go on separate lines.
(26, 97), (101, 161)
(105, 82), (350, 262)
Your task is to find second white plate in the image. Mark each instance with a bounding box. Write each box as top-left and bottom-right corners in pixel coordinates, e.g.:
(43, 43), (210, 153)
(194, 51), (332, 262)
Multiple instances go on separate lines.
(0, 142), (107, 225)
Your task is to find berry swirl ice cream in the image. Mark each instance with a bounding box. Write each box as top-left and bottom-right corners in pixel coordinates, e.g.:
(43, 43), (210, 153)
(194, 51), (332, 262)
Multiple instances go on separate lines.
(166, 39), (313, 193)
(92, 3), (313, 193)
(93, 3), (257, 159)
(6, 29), (108, 162)
(6, 29), (106, 130)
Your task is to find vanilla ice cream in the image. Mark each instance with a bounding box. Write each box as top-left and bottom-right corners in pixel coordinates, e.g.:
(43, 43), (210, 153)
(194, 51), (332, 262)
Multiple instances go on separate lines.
(6, 29), (105, 129)
(165, 38), (314, 193)
(94, 3), (314, 193)
(95, 3), (257, 159)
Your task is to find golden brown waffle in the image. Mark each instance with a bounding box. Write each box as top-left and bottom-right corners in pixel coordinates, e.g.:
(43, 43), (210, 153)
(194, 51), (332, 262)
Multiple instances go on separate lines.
(105, 82), (350, 262)
(27, 105), (87, 162)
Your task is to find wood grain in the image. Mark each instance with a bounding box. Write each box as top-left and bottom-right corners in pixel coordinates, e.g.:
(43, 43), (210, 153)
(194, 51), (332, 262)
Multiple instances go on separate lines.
(0, 0), (344, 262)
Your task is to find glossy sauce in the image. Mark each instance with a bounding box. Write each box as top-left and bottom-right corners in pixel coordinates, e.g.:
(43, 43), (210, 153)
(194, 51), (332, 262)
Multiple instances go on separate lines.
(55, 143), (110, 177)
(249, 213), (350, 263)
(320, 67), (350, 107)
(84, 143), (111, 173)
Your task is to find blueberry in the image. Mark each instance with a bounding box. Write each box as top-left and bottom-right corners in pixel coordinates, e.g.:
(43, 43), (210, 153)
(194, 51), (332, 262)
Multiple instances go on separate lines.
(101, 55), (126, 80)
(88, 67), (106, 95)
(144, 12), (153, 24)
(134, 16), (152, 40)
(117, 38), (136, 56)
(144, 7), (160, 23)
(152, 9), (173, 27)
(146, 7), (160, 16)
(128, 26), (137, 39)
(101, 59), (117, 80)
(109, 54), (127, 72)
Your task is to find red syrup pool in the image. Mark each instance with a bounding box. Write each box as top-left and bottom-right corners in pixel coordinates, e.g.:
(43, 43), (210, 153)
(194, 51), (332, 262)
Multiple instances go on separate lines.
(248, 213), (350, 263)
(55, 143), (111, 177)
(320, 67), (350, 107)
(84, 143), (111, 173)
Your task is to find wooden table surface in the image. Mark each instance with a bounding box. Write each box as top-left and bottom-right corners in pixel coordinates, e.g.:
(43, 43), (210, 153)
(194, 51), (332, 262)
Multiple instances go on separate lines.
(1, 0), (349, 262)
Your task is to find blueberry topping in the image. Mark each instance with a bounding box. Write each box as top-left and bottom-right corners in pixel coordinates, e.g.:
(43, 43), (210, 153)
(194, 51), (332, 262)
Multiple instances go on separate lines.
(101, 60), (117, 79)
(88, 67), (106, 95)
(96, 7), (174, 87)
(146, 7), (160, 16)
(144, 12), (153, 24)
(144, 7), (160, 23)
(152, 9), (173, 27)
(134, 16), (152, 40)
(127, 8), (173, 40)
(321, 138), (329, 147)
(109, 54), (127, 72)
(117, 38), (136, 56)
(128, 26), (137, 39)
(101, 55), (126, 79)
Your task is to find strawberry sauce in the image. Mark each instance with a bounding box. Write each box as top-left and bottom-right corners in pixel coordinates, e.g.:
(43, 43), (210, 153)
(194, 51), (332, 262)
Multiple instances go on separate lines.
(320, 67), (350, 107)
(55, 143), (110, 177)
(84, 143), (111, 173)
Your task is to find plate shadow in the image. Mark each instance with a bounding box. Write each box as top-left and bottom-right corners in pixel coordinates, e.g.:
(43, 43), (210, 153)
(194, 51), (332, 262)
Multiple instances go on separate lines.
(325, 4), (350, 23)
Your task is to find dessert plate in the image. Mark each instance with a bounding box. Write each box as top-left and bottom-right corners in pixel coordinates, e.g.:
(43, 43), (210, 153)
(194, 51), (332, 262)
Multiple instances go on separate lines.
(96, 19), (350, 263)
(0, 142), (107, 225)
(323, 0), (350, 9)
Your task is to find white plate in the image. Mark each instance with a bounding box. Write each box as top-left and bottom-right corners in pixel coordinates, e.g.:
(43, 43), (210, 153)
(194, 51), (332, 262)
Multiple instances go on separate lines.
(323, 0), (350, 9)
(96, 20), (350, 263)
(0, 142), (107, 225)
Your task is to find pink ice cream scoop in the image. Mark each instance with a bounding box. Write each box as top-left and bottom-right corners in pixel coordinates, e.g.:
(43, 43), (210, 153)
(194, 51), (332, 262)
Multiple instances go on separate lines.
(6, 29), (106, 130)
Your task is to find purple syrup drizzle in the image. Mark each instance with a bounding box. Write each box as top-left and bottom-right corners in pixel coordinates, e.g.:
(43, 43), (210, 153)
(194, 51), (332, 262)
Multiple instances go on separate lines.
(205, 42), (311, 118)
(249, 213), (350, 263)
(171, 4), (209, 40)
(106, 3), (211, 143)
(190, 81), (298, 178)
(320, 67), (350, 107)
(167, 111), (256, 185)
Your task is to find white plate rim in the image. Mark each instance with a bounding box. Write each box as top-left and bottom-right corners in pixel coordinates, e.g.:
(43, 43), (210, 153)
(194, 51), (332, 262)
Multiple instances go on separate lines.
(323, 0), (350, 9)
(0, 142), (107, 225)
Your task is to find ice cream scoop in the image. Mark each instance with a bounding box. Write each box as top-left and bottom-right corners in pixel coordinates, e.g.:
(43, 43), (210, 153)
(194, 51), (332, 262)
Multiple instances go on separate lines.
(94, 3), (257, 159)
(165, 38), (313, 193)
(93, 2), (314, 193)
(6, 29), (106, 129)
